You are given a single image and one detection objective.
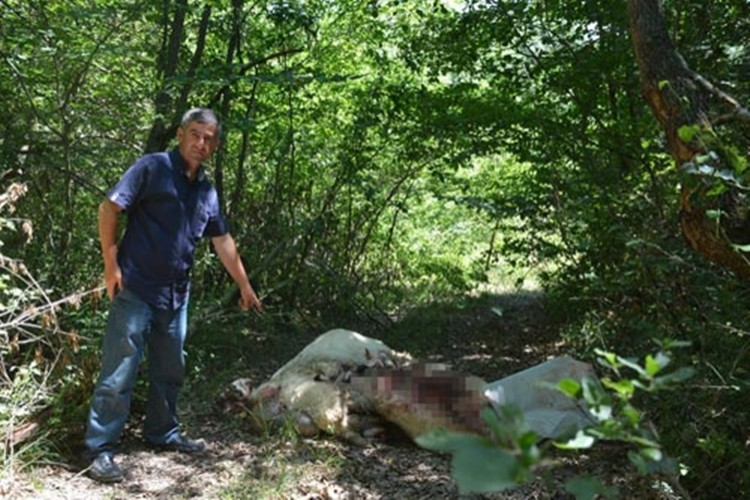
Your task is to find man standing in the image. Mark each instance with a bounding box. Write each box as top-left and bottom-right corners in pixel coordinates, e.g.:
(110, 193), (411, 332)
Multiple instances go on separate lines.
(84, 108), (262, 483)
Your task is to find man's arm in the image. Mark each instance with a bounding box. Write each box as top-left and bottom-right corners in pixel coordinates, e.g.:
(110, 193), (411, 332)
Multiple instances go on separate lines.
(211, 233), (262, 312)
(99, 199), (124, 299)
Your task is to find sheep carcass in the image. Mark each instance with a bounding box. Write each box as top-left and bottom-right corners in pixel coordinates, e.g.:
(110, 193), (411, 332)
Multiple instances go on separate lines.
(350, 362), (489, 438)
(227, 329), (599, 445)
(228, 328), (411, 444)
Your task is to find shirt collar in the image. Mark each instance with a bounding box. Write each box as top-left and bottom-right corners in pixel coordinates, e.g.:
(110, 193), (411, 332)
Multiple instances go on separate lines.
(170, 148), (206, 183)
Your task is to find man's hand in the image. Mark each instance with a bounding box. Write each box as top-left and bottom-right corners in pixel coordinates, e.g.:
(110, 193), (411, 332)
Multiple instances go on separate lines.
(211, 233), (263, 313)
(239, 283), (262, 312)
(104, 263), (124, 300)
(99, 199), (124, 300)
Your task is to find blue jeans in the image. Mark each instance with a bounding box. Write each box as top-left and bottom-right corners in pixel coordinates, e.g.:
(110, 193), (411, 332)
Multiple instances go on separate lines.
(85, 288), (188, 456)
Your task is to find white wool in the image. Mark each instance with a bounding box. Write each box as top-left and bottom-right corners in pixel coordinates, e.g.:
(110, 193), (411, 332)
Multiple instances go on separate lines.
(244, 329), (405, 443)
(270, 328), (393, 381)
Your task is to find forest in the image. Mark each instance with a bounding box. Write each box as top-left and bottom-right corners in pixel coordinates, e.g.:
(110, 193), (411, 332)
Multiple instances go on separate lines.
(1, 0), (748, 498)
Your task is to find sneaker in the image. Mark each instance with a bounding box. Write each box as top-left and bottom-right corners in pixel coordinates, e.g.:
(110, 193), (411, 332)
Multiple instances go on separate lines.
(88, 452), (124, 483)
(148, 435), (206, 454)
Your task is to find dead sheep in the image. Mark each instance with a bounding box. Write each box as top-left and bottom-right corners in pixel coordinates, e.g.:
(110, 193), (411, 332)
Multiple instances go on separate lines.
(224, 329), (597, 445)
(226, 328), (413, 444)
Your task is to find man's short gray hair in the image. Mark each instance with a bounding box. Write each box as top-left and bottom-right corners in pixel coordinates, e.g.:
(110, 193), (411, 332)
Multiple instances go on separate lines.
(181, 108), (221, 138)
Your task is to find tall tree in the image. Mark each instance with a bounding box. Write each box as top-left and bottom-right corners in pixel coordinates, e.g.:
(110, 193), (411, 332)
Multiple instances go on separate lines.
(628, 0), (750, 278)
(144, 0), (212, 153)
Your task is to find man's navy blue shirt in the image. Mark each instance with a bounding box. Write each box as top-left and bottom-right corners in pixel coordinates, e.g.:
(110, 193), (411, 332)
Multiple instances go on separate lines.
(107, 149), (228, 310)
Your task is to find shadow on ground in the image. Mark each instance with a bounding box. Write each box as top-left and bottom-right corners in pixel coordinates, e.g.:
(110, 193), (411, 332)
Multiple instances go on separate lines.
(8, 290), (664, 499)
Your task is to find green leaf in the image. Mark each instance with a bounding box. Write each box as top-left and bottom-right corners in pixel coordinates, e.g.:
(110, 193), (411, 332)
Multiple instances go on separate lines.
(653, 367), (696, 386)
(565, 476), (619, 500)
(415, 429), (490, 453)
(581, 375), (608, 406)
(617, 356), (647, 377)
(451, 443), (521, 493)
(555, 430), (596, 450)
(518, 431), (540, 452)
(694, 152), (716, 165)
(679, 161), (698, 175)
(557, 378), (581, 398)
(657, 339), (692, 350)
(630, 450), (678, 475)
(678, 124), (700, 143)
(622, 404), (641, 426)
(594, 349), (620, 369)
(628, 450), (649, 474)
(589, 404), (613, 422)
(714, 169), (739, 183)
(625, 239), (642, 248)
(645, 352), (670, 377)
(628, 435), (661, 448)
(645, 355), (659, 376)
(418, 430), (524, 494)
(640, 447), (663, 462)
(602, 378), (635, 398)
(632, 380), (652, 391)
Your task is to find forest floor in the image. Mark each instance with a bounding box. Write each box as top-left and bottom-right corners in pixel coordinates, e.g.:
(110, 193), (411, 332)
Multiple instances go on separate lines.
(6, 289), (679, 499)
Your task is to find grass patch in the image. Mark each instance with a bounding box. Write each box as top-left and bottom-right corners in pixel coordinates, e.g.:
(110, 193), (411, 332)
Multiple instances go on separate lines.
(217, 438), (347, 499)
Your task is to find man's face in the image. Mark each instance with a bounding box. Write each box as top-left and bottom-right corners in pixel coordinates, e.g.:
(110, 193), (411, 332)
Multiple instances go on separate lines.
(176, 121), (219, 172)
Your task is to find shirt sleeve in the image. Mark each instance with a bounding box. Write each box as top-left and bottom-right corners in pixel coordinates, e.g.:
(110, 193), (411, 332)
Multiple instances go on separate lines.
(202, 187), (229, 237)
(107, 158), (148, 210)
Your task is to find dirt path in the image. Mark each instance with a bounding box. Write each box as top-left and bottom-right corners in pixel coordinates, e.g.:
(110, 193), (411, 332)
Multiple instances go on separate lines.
(6, 291), (668, 499)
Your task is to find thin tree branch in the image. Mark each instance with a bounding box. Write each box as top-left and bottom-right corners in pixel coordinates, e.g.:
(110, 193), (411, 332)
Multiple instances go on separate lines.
(683, 71), (750, 125)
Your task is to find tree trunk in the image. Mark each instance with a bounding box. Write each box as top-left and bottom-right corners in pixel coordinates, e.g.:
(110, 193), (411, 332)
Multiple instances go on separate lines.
(213, 0), (242, 208)
(627, 0), (750, 279)
(144, 0), (187, 153)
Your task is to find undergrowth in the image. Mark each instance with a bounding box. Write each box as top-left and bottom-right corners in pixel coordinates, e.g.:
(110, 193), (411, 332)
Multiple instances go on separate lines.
(543, 240), (750, 499)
